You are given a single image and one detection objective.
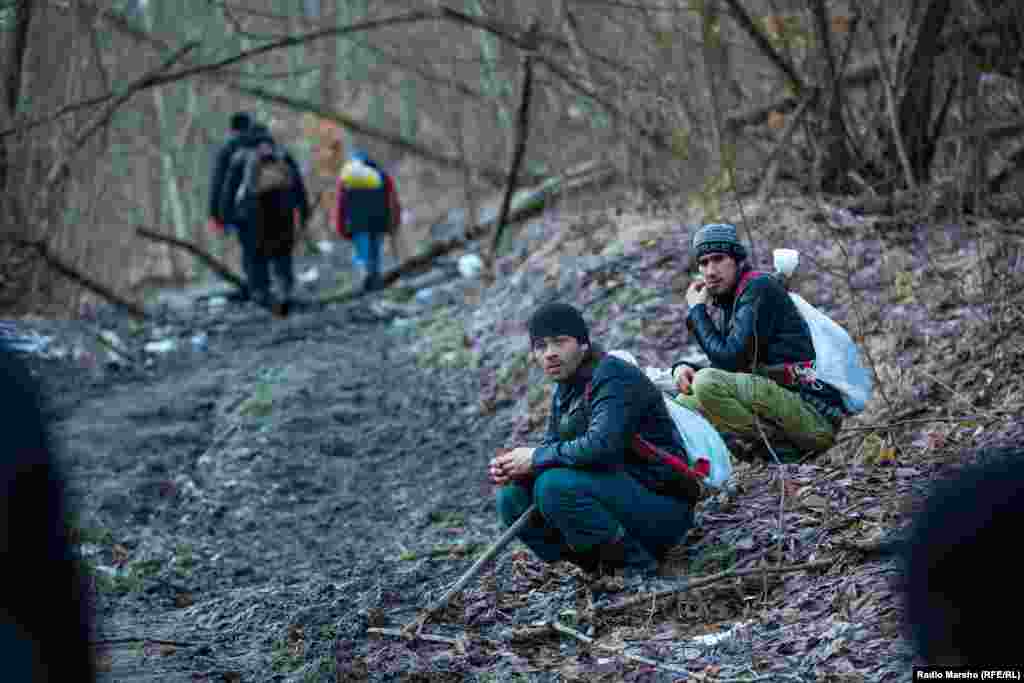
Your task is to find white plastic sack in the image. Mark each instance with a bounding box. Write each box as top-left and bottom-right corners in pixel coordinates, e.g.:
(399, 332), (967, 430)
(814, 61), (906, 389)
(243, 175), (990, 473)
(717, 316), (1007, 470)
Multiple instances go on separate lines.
(788, 293), (873, 414)
(663, 398), (733, 489)
(608, 349), (733, 490)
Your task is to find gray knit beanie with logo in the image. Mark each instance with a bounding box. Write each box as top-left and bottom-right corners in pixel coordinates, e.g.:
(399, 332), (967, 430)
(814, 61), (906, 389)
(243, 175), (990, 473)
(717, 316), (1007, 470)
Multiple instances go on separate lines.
(692, 223), (747, 261)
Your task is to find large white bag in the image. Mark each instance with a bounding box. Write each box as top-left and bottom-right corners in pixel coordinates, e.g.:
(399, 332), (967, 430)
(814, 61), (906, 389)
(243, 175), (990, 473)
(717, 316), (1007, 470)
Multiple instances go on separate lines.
(787, 292), (873, 414)
(608, 349), (733, 491)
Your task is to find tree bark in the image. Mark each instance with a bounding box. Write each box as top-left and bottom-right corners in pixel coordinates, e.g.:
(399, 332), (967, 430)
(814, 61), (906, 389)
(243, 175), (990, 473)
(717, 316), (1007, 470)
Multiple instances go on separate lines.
(895, 0), (953, 186)
(809, 0), (853, 193)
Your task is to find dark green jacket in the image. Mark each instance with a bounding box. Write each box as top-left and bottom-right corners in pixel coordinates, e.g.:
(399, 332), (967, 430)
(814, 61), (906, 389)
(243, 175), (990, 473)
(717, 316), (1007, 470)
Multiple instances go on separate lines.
(532, 344), (699, 502)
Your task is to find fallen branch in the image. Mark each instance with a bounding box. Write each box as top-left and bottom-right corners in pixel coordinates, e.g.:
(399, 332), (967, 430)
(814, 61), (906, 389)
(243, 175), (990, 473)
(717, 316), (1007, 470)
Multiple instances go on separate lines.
(598, 559), (833, 617)
(400, 503), (537, 637)
(549, 620), (692, 676)
(9, 239), (147, 320)
(317, 162), (616, 305)
(135, 226), (245, 290)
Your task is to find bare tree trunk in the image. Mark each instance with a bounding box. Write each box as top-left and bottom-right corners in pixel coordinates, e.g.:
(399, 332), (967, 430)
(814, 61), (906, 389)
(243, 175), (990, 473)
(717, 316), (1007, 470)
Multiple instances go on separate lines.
(895, 0), (953, 186)
(1, 0), (36, 215)
(809, 0), (852, 193)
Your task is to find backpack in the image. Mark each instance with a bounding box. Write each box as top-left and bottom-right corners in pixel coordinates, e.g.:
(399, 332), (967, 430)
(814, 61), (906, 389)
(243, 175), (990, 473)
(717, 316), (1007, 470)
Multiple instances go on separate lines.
(734, 268), (873, 415)
(340, 158), (383, 190)
(233, 142), (294, 205)
(584, 350), (734, 497)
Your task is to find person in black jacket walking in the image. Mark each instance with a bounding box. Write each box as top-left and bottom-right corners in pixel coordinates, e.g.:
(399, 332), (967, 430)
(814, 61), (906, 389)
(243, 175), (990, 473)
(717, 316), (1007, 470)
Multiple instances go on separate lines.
(670, 223), (845, 462)
(208, 112), (253, 302)
(490, 303), (697, 579)
(218, 122), (310, 313)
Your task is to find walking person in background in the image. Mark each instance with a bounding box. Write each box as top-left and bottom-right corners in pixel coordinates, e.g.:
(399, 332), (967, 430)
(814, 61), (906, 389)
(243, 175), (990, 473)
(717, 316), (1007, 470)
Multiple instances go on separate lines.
(207, 111), (253, 302)
(218, 122), (310, 314)
(333, 149), (401, 292)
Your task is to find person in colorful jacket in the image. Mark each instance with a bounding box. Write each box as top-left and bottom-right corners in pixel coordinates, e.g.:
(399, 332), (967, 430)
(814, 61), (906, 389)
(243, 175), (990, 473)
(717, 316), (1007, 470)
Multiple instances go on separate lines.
(490, 302), (698, 579)
(670, 223), (845, 462)
(332, 150), (401, 292)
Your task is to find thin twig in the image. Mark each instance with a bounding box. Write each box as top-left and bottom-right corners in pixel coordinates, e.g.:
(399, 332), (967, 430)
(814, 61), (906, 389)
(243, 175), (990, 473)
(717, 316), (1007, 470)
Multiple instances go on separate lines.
(90, 638), (196, 647)
(598, 559), (833, 616)
(367, 628), (461, 646)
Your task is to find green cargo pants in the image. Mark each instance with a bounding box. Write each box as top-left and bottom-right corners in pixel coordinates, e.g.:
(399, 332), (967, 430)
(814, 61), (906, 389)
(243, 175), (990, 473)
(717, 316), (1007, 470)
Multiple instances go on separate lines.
(672, 368), (837, 460)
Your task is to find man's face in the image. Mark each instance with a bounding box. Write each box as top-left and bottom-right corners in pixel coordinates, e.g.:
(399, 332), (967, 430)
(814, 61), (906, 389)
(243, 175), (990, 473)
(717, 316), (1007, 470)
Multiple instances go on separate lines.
(532, 335), (588, 382)
(697, 252), (740, 296)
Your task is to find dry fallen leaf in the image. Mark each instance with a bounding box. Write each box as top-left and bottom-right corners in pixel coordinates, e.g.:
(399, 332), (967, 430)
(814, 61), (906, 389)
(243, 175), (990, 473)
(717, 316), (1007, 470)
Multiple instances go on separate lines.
(111, 544), (130, 567)
(804, 494), (829, 511)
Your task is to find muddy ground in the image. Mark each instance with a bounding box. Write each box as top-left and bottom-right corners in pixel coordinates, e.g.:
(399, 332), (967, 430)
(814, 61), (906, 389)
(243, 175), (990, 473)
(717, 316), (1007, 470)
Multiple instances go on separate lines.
(25, 290), (532, 682)
(14, 196), (1024, 682)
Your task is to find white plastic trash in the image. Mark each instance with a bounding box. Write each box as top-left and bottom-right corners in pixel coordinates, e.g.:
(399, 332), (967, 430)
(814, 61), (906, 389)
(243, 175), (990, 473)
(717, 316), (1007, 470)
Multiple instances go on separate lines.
(144, 339), (178, 354)
(773, 248), (800, 276)
(458, 253), (483, 279)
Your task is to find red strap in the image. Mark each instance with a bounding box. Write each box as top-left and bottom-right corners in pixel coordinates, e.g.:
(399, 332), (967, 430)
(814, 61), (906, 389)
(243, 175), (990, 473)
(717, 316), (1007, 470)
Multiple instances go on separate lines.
(734, 269), (769, 299)
(584, 379), (706, 483)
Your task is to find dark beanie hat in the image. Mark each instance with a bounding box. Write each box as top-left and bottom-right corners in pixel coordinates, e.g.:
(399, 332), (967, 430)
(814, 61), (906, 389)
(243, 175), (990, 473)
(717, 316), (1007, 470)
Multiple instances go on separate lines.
(692, 222), (747, 261)
(229, 112), (252, 132)
(528, 302), (589, 346)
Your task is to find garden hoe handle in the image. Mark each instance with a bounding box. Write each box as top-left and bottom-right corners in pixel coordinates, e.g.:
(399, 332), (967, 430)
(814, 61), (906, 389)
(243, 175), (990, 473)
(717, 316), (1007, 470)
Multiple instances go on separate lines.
(401, 503), (538, 637)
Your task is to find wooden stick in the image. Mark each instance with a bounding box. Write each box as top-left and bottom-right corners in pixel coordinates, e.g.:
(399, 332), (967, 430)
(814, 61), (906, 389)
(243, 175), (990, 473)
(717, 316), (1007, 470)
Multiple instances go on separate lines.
(400, 503), (537, 636)
(367, 628), (460, 646)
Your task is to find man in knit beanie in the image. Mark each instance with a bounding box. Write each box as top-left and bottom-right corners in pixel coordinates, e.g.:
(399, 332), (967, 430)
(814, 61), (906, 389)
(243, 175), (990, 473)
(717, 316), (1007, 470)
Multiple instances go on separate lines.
(489, 302), (697, 581)
(670, 223), (846, 463)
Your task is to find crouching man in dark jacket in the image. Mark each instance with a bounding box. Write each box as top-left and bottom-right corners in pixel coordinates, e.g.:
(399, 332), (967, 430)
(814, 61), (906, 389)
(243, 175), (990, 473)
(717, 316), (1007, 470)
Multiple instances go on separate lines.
(490, 302), (698, 579)
(671, 223), (845, 462)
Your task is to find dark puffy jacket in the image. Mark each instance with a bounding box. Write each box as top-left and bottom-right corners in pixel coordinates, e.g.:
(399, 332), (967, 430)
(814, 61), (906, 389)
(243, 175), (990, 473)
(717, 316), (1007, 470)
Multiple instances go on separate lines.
(217, 128), (310, 228)
(675, 265), (845, 423)
(532, 344), (699, 504)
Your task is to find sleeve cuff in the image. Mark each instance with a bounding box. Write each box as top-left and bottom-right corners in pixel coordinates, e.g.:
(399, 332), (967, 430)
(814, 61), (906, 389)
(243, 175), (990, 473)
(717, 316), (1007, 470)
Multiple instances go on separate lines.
(532, 445), (557, 471)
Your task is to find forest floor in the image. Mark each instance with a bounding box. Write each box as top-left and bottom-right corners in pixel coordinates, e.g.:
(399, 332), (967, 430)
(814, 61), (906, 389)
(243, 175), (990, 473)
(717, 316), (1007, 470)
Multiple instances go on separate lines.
(11, 187), (1024, 682)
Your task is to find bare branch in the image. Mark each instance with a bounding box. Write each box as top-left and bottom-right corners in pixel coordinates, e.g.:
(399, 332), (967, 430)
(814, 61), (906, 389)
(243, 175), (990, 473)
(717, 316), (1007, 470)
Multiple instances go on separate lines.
(721, 0), (804, 94)
(489, 52), (537, 275)
(220, 81), (532, 188)
(134, 227), (245, 290)
(0, 8), (442, 140)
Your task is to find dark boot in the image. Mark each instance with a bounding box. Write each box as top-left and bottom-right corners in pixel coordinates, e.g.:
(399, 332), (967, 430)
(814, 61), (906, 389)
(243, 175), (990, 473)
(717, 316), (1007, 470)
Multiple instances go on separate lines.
(560, 545), (601, 575)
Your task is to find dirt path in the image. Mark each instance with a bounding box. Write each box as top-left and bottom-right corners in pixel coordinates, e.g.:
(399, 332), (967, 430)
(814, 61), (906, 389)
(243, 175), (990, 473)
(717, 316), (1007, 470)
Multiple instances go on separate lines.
(33, 297), (520, 682)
